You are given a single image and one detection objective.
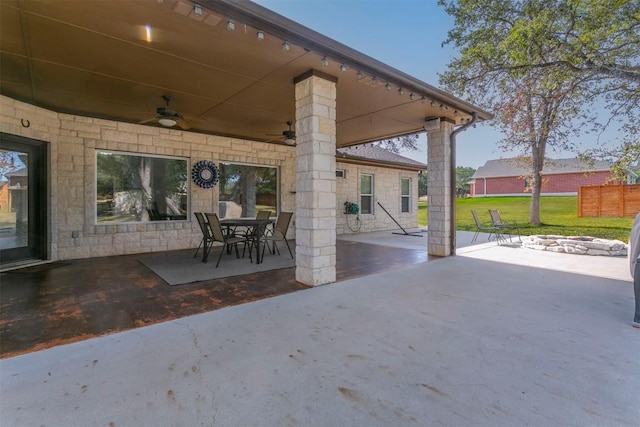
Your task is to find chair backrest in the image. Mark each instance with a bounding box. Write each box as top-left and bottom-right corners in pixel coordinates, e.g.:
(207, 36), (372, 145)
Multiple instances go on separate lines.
(274, 211), (293, 236)
(194, 212), (211, 237)
(256, 210), (271, 220)
(471, 210), (483, 228)
(205, 212), (226, 243)
(488, 209), (503, 226)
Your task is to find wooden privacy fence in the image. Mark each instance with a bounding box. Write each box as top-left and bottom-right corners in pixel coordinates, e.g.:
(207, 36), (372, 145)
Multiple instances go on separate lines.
(578, 184), (640, 217)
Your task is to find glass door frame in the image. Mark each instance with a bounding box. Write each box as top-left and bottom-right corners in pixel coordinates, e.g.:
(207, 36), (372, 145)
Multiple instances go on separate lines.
(0, 133), (48, 265)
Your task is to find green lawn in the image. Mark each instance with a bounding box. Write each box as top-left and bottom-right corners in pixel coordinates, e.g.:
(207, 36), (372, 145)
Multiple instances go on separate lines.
(418, 196), (633, 242)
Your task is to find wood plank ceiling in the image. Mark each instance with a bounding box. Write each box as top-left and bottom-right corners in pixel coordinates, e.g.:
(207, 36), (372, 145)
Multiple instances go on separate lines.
(0, 0), (491, 147)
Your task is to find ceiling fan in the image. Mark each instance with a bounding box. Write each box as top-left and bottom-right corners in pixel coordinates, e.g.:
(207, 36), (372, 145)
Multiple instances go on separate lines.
(139, 95), (189, 130)
(266, 120), (296, 145)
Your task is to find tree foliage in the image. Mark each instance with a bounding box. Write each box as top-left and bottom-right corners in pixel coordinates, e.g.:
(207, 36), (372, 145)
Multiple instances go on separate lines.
(456, 166), (476, 196)
(439, 0), (639, 224)
(374, 134), (420, 153)
(0, 151), (18, 181)
(418, 171), (428, 196)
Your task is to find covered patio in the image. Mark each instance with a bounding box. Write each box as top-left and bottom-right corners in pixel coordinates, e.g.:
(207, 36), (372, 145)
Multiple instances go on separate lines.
(1, 232), (636, 425)
(0, 234), (434, 359)
(0, 0), (491, 285)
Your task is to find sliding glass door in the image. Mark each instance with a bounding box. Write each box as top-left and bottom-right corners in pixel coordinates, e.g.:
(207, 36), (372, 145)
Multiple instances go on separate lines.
(0, 133), (47, 265)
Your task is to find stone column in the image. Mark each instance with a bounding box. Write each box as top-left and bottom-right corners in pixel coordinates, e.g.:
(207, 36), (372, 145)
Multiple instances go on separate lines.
(294, 70), (337, 286)
(426, 120), (455, 256)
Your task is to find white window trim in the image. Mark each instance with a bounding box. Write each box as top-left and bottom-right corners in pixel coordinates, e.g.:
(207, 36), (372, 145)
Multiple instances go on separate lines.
(400, 177), (411, 213)
(360, 173), (374, 215)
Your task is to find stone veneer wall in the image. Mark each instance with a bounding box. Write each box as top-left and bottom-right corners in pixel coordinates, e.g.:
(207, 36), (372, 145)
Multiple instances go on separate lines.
(0, 96), (295, 261)
(1, 95), (421, 262)
(335, 162), (420, 235)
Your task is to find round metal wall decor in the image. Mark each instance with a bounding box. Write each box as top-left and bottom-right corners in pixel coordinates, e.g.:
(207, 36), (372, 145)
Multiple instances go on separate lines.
(191, 161), (219, 188)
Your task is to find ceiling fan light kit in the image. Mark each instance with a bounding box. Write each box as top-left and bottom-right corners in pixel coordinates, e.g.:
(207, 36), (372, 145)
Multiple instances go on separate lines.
(139, 94), (190, 130)
(265, 120), (296, 145)
(158, 117), (177, 127)
(282, 120), (296, 145)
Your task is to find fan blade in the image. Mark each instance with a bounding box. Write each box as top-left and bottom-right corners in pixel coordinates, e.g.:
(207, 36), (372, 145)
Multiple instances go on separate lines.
(138, 118), (158, 124)
(263, 137), (282, 143)
(176, 118), (190, 130)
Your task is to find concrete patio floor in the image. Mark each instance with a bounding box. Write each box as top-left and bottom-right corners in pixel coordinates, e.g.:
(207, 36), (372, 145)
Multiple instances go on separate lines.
(1, 231), (638, 426)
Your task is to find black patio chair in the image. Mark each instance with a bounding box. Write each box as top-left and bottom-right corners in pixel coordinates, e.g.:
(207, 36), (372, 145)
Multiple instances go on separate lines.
(193, 212), (213, 260)
(242, 210), (272, 262)
(261, 211), (293, 262)
(205, 212), (247, 267)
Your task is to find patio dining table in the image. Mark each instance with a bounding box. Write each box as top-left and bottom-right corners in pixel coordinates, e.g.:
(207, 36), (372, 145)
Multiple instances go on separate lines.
(219, 218), (274, 264)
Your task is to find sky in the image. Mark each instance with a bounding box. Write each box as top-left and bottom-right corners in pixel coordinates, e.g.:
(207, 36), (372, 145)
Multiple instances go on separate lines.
(252, 0), (619, 170)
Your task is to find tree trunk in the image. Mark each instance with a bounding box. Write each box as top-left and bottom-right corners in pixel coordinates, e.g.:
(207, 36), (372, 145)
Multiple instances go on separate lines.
(138, 158), (152, 221)
(529, 170), (542, 225)
(241, 167), (257, 217)
(529, 145), (544, 225)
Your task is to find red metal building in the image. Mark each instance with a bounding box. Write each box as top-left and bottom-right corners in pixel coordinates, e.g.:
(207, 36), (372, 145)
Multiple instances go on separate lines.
(469, 158), (631, 197)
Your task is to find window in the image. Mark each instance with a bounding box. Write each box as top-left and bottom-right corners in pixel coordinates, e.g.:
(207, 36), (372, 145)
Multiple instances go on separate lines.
(360, 173), (374, 214)
(336, 169), (346, 178)
(401, 177), (411, 213)
(96, 151), (188, 223)
(218, 162), (278, 218)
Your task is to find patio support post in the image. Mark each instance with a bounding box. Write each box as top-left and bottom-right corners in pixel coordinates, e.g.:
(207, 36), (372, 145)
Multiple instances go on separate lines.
(293, 70), (337, 286)
(426, 120), (455, 256)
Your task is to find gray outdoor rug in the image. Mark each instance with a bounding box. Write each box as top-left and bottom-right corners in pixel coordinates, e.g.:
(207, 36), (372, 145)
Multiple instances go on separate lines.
(140, 245), (296, 286)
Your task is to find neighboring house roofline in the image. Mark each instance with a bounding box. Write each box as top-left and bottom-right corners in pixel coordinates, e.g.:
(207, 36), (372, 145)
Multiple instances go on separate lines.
(472, 157), (617, 179)
(5, 166), (27, 177)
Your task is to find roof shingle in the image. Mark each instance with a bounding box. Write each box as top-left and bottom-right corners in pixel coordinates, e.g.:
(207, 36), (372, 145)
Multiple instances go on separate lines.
(472, 157), (612, 179)
(337, 144), (427, 169)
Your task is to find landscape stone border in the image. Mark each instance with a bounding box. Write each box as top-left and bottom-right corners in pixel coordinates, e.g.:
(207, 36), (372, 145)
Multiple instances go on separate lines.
(521, 235), (627, 257)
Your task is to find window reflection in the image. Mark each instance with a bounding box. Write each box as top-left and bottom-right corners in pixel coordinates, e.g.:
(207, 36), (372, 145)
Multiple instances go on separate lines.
(0, 150), (28, 248)
(218, 163), (278, 218)
(96, 151), (188, 223)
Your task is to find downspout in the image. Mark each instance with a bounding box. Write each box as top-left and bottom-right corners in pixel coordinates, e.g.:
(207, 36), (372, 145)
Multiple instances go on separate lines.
(449, 112), (478, 256)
